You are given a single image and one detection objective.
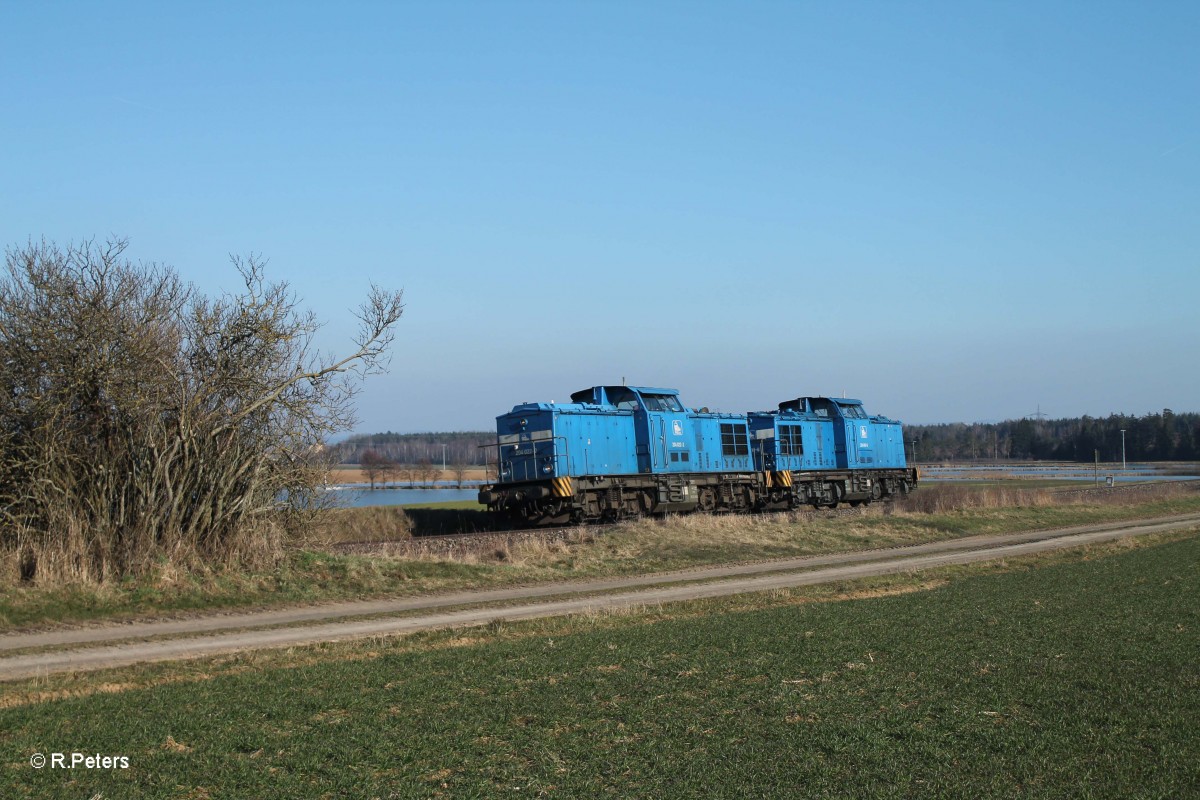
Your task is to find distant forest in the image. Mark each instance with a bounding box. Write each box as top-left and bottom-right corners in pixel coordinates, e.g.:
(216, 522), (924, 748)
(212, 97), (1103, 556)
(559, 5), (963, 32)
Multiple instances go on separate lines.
(907, 409), (1200, 463)
(332, 409), (1200, 466)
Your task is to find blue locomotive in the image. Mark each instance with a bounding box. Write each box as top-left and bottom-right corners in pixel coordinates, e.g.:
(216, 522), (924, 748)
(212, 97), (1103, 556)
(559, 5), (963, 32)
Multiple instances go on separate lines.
(478, 385), (918, 525)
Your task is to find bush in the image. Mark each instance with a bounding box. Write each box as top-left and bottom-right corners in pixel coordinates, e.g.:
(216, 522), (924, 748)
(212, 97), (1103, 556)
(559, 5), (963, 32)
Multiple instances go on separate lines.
(0, 239), (404, 584)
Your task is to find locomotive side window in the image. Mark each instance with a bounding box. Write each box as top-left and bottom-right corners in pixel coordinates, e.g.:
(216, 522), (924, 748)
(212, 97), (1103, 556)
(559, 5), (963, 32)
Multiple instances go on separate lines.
(720, 423), (749, 456)
(810, 398), (837, 418)
(779, 425), (804, 456)
(607, 387), (640, 410)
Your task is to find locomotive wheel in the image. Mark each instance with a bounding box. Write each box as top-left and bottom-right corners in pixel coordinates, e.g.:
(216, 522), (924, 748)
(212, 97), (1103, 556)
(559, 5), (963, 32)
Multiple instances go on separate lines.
(826, 483), (842, 509)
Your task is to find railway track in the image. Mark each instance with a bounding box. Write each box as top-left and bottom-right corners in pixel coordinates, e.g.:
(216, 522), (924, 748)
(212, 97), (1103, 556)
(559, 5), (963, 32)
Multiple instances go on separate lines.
(3, 511), (1198, 682)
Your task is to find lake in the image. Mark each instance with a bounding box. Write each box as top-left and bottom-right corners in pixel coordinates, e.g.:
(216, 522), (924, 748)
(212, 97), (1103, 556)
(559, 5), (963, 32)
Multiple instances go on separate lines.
(325, 484), (483, 508)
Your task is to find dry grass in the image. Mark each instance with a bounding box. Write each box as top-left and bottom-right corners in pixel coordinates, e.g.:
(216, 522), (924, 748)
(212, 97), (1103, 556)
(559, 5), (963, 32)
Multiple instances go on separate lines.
(896, 484), (1058, 513)
(497, 510), (907, 575)
(2, 514), (288, 587)
(895, 481), (1197, 514)
(304, 506), (414, 547)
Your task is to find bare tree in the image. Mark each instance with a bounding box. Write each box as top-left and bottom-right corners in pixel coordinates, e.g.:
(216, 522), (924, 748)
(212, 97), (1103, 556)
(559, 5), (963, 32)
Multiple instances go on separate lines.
(0, 238), (404, 583)
(380, 457), (401, 488)
(452, 463), (468, 488)
(415, 458), (435, 488)
(399, 465), (416, 488)
(360, 449), (387, 489)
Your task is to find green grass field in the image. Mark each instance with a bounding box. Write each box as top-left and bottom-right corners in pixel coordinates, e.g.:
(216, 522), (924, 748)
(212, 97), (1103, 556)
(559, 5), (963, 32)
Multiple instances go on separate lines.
(3, 532), (1198, 798)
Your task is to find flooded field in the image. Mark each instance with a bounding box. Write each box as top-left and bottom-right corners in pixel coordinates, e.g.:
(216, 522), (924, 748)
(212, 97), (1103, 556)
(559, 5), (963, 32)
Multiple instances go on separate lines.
(920, 463), (1200, 483)
(325, 484), (483, 507)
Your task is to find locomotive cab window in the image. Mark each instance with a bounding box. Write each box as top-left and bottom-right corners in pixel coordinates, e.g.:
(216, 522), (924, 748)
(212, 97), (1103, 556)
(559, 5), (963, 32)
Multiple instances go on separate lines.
(840, 404), (867, 419)
(778, 425), (804, 456)
(720, 423), (749, 456)
(642, 394), (683, 412)
(810, 399), (837, 418)
(606, 387), (640, 410)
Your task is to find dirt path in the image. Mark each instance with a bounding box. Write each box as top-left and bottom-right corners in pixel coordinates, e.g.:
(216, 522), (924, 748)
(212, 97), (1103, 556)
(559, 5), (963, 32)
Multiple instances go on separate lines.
(2, 513), (1197, 681)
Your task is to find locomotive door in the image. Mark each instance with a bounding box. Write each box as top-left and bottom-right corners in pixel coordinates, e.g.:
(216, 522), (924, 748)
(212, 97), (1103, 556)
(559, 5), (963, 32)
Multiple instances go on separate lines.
(650, 413), (691, 473)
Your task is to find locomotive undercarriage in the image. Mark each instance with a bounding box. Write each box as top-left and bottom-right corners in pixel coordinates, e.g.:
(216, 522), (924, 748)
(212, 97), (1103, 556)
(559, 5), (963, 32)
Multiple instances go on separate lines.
(480, 468), (918, 526)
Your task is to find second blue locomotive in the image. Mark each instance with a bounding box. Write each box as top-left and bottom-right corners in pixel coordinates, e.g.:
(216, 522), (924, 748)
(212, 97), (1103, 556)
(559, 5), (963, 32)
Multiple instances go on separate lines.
(478, 385), (918, 525)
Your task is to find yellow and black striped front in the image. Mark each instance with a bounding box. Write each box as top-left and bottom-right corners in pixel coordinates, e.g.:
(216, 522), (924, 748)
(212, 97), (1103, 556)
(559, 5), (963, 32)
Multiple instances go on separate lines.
(551, 477), (574, 497)
(772, 470), (793, 488)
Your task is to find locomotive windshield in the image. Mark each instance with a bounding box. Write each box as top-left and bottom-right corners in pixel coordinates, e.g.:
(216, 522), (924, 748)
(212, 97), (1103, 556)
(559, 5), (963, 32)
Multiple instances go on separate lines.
(839, 403), (867, 419)
(642, 394), (683, 412)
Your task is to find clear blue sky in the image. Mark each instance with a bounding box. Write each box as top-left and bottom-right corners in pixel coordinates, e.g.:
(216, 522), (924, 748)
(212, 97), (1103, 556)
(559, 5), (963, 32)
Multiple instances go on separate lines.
(2, 1), (1197, 432)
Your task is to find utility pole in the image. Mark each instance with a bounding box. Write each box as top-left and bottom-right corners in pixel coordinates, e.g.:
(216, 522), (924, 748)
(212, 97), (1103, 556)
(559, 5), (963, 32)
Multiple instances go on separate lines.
(910, 440), (917, 464)
(1119, 429), (1127, 470)
(441, 444), (447, 473)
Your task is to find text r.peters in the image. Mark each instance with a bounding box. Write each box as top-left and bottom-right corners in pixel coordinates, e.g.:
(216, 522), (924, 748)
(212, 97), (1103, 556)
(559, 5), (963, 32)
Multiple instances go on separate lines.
(49, 753), (130, 769)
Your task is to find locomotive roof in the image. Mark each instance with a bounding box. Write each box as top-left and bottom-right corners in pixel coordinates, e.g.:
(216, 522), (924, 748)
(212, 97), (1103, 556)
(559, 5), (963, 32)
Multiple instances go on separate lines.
(572, 385), (679, 397)
(504, 386), (684, 415)
(778, 396), (863, 408)
(568, 385), (680, 405)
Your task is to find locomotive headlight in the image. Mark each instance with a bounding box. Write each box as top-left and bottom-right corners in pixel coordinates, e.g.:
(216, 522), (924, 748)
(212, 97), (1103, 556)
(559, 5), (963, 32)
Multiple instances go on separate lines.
(542, 465), (553, 473)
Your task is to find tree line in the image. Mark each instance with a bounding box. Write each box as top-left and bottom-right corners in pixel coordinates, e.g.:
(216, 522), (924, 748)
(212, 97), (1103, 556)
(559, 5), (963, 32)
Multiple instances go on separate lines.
(906, 410), (1200, 463)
